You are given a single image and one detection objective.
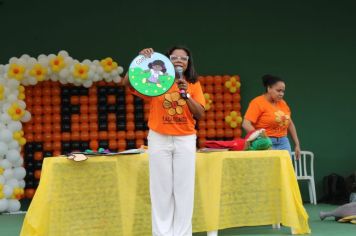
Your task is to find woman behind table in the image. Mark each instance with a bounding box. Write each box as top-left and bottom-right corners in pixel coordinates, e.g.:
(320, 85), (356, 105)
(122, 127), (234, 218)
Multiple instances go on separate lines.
(123, 46), (205, 236)
(242, 74), (301, 158)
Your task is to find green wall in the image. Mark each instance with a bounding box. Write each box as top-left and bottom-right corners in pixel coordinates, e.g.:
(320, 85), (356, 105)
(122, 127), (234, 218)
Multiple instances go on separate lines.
(1, 0), (356, 200)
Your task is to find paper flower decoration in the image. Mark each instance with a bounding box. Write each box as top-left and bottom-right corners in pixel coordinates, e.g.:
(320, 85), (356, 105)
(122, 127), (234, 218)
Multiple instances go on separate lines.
(8, 64), (26, 81)
(225, 76), (241, 93)
(50, 55), (65, 72)
(18, 85), (25, 100)
(7, 103), (25, 121)
(0, 84), (4, 100)
(225, 111), (242, 128)
(204, 93), (213, 111)
(29, 64), (48, 81)
(72, 63), (89, 80)
(100, 57), (118, 72)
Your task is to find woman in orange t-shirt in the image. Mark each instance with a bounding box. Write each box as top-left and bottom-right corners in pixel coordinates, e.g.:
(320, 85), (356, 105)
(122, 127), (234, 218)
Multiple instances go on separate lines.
(123, 46), (205, 236)
(242, 74), (301, 158)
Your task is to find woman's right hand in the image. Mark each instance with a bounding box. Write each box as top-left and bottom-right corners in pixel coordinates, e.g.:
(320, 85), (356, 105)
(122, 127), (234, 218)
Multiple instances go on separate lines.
(139, 48), (154, 58)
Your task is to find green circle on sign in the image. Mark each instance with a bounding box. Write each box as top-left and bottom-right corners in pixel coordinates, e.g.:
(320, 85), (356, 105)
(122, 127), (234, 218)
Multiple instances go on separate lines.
(128, 52), (175, 97)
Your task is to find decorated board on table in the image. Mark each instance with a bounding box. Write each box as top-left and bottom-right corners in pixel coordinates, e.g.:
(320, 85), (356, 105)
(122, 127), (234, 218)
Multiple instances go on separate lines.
(128, 52), (175, 96)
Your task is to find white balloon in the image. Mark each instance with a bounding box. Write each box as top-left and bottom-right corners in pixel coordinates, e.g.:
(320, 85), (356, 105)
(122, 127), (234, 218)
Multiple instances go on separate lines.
(0, 199), (8, 212)
(6, 179), (19, 188)
(20, 111), (31, 122)
(7, 79), (20, 89)
(0, 175), (5, 184)
(18, 179), (26, 188)
(9, 57), (18, 64)
(0, 142), (8, 157)
(83, 80), (93, 88)
(13, 167), (26, 179)
(3, 169), (14, 179)
(17, 100), (26, 109)
(6, 94), (18, 103)
(59, 50), (69, 57)
(83, 59), (91, 64)
(0, 129), (12, 142)
(29, 77), (37, 85)
(12, 157), (24, 168)
(6, 149), (21, 163)
(0, 113), (12, 124)
(59, 68), (69, 78)
(7, 199), (21, 212)
(8, 140), (19, 149)
(7, 121), (22, 131)
(0, 159), (12, 169)
(3, 185), (13, 197)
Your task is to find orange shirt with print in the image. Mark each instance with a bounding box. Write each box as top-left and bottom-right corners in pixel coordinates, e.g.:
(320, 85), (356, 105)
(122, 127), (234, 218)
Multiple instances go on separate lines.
(244, 95), (291, 137)
(131, 81), (205, 135)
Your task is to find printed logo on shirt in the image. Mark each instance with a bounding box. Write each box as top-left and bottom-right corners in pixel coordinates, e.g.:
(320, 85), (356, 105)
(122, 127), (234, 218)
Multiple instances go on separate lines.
(162, 92), (188, 124)
(274, 110), (290, 127)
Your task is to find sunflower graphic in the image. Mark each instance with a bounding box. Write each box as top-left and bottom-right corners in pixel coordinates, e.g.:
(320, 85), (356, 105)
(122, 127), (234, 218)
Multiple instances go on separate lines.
(163, 92), (187, 115)
(274, 110), (290, 127)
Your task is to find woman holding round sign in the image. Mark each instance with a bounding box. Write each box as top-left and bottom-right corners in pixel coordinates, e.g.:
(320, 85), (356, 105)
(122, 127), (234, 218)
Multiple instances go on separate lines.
(123, 46), (205, 236)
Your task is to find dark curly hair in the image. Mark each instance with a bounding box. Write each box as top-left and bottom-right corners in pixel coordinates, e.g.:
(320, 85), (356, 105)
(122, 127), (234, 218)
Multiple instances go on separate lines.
(148, 60), (167, 73)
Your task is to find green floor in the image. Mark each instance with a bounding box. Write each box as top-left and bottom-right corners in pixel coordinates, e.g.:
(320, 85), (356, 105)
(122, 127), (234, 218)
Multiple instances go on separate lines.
(1, 204), (354, 236)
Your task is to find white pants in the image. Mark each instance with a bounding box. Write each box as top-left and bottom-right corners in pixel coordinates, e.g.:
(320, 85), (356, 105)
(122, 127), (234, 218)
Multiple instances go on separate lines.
(148, 130), (197, 236)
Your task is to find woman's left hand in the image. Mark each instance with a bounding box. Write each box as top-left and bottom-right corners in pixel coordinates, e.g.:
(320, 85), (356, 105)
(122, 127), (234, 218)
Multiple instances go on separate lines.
(294, 145), (301, 160)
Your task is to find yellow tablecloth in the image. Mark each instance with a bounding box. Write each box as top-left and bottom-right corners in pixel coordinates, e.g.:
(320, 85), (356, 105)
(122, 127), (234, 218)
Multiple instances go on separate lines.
(21, 150), (310, 236)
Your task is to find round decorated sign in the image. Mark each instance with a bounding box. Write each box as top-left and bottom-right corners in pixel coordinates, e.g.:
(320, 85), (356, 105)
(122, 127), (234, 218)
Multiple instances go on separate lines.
(128, 52), (175, 96)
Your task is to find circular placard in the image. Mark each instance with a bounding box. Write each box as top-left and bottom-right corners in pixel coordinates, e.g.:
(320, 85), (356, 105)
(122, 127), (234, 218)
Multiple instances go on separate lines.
(128, 52), (175, 96)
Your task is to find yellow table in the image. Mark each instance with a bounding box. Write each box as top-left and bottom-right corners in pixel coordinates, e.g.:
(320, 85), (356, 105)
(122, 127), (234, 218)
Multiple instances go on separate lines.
(21, 150), (310, 236)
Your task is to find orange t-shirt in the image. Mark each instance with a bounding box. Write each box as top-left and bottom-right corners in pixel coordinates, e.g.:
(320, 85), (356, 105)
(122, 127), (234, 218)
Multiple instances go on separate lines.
(244, 95), (291, 137)
(131, 81), (205, 135)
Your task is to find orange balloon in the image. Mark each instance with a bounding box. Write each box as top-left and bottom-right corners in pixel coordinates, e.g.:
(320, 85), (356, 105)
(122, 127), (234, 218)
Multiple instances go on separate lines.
(53, 141), (61, 151)
(224, 128), (234, 138)
(79, 96), (89, 105)
(42, 96), (51, 106)
(51, 97), (61, 106)
(126, 104), (134, 113)
(126, 121), (135, 131)
(233, 129), (242, 138)
(125, 94), (134, 104)
(25, 188), (36, 199)
(136, 139), (145, 148)
(108, 131), (117, 140)
(107, 95), (116, 104)
(89, 131), (98, 140)
(80, 122), (89, 131)
(80, 105), (89, 114)
(53, 124), (61, 133)
(207, 129), (216, 138)
(216, 120), (224, 129)
(52, 133), (61, 142)
(198, 138), (206, 148)
(89, 96), (98, 105)
(214, 103), (224, 112)
(216, 128), (225, 138)
(62, 132), (71, 141)
(99, 131), (108, 140)
(215, 111), (224, 121)
(24, 133), (34, 142)
(135, 131), (145, 140)
(108, 122), (117, 131)
(33, 106), (42, 115)
(52, 106), (61, 114)
(90, 140), (99, 151)
(109, 140), (118, 150)
(72, 114), (80, 123)
(206, 111), (215, 121)
(53, 114), (61, 123)
(89, 114), (98, 123)
(117, 131), (126, 139)
(71, 132), (80, 141)
(118, 140), (127, 151)
(43, 132), (52, 141)
(108, 113), (116, 122)
(126, 113), (134, 122)
(71, 123), (80, 132)
(198, 129), (206, 139)
(126, 130), (135, 140)
(34, 152), (43, 161)
(89, 122), (98, 131)
(80, 131), (89, 141)
(214, 75), (223, 85)
(198, 120), (206, 130)
(33, 124), (43, 134)
(43, 124), (52, 133)
(52, 87), (60, 96)
(88, 105), (97, 114)
(34, 170), (41, 179)
(43, 142), (53, 151)
(206, 120), (215, 129)
(223, 93), (233, 103)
